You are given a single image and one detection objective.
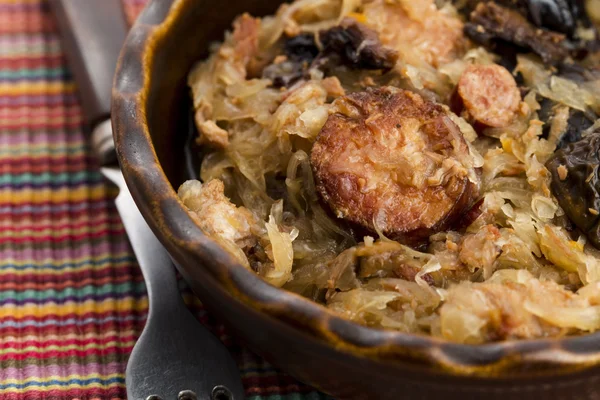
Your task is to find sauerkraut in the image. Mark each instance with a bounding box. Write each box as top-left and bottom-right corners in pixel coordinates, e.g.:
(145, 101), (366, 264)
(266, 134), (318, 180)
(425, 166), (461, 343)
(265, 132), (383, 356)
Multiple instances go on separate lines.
(179, 0), (600, 343)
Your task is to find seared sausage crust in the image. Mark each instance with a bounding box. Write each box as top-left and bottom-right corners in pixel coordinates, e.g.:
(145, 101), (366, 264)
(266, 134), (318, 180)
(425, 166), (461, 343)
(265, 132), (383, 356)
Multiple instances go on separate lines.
(311, 87), (480, 244)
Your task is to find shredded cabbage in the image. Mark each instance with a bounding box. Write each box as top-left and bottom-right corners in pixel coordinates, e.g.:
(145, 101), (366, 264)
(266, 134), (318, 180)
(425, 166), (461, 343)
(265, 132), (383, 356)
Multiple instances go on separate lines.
(180, 0), (600, 343)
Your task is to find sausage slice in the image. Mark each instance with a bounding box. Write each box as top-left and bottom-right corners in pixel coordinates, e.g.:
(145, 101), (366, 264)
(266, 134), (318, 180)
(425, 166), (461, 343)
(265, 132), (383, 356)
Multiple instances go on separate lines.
(311, 87), (480, 244)
(456, 64), (521, 128)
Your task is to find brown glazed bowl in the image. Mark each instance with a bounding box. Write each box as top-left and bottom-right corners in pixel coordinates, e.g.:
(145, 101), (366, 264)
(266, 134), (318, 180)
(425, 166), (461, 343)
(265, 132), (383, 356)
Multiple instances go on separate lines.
(112, 0), (600, 398)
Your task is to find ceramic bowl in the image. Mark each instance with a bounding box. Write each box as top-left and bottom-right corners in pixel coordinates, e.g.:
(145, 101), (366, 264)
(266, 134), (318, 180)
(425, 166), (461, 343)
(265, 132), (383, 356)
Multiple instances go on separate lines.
(112, 1), (600, 398)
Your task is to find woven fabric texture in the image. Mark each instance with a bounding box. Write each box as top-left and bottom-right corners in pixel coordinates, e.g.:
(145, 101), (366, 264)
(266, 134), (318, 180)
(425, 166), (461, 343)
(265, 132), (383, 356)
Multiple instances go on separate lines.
(0, 1), (330, 399)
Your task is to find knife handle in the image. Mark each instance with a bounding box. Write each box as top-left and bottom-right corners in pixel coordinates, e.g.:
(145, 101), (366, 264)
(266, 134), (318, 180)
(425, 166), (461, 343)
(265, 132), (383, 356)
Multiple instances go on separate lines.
(49, 0), (128, 127)
(49, 0), (128, 166)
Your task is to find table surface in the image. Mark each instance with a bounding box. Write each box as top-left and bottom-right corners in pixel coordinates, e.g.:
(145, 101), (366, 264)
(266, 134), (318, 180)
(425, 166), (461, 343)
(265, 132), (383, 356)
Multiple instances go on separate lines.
(0, 1), (330, 398)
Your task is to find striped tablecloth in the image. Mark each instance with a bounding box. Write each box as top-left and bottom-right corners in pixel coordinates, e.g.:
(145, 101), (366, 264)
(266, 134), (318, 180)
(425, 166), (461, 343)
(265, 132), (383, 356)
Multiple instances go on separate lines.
(0, 1), (329, 398)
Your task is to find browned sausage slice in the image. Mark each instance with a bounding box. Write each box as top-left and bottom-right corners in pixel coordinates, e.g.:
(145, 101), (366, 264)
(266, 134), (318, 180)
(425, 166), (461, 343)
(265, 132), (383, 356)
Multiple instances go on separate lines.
(310, 86), (480, 244)
(456, 64), (521, 128)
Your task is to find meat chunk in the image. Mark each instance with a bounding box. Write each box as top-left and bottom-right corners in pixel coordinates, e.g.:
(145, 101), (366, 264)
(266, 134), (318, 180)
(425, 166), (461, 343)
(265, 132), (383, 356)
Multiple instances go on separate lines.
(310, 87), (480, 244)
(188, 13), (263, 126)
(456, 64), (521, 128)
(355, 240), (436, 285)
(466, 2), (569, 64)
(321, 76), (346, 98)
(427, 225), (502, 284)
(177, 179), (257, 250)
(232, 13), (261, 70)
(363, 0), (467, 68)
(458, 224), (502, 278)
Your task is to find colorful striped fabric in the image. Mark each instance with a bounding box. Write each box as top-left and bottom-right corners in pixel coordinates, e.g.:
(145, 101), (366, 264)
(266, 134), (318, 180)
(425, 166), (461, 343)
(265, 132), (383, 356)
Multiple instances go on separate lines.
(0, 1), (330, 399)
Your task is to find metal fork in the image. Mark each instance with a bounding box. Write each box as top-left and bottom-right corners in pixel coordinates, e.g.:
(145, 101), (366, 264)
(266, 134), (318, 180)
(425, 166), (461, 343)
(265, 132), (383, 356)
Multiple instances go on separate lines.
(48, 1), (245, 399)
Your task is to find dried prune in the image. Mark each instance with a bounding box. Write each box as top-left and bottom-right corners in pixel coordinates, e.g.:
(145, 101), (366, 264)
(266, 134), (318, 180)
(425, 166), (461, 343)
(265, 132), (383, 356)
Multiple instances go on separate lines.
(536, 93), (597, 149)
(265, 20), (397, 88)
(318, 19), (398, 71)
(457, 0), (591, 37)
(284, 33), (320, 63)
(263, 33), (319, 88)
(558, 111), (596, 148)
(547, 131), (600, 248)
(527, 0), (577, 37)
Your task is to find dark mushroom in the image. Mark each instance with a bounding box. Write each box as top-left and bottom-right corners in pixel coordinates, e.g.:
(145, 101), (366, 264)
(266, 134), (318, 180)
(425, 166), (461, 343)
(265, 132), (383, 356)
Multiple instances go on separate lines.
(546, 130), (600, 249)
(527, 0), (578, 37)
(317, 18), (398, 71)
(263, 19), (397, 88)
(262, 33), (319, 88)
(525, 0), (597, 52)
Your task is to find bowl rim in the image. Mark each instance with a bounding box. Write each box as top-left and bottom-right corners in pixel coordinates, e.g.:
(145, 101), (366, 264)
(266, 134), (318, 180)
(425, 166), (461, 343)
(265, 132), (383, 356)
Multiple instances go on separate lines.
(111, 0), (600, 377)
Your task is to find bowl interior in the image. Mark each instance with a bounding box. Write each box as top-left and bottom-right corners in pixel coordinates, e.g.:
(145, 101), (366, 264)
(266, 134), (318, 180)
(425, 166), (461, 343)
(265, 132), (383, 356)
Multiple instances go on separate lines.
(145, 0), (284, 187)
(114, 0), (600, 385)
